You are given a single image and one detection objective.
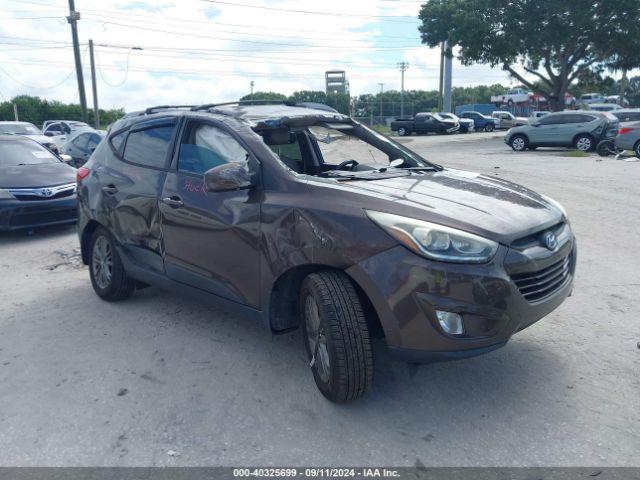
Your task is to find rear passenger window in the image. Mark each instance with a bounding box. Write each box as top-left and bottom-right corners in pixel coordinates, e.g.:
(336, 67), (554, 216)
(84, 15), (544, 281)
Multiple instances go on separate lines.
(178, 123), (249, 175)
(124, 124), (175, 168)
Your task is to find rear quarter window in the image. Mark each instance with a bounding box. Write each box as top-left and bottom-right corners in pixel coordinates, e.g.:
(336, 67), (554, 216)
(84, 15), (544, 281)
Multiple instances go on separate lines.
(109, 130), (127, 155)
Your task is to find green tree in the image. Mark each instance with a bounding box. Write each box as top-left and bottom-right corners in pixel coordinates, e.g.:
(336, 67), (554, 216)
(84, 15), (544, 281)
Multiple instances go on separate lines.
(289, 90), (327, 104)
(418, 0), (640, 111)
(0, 95), (123, 128)
(239, 91), (287, 101)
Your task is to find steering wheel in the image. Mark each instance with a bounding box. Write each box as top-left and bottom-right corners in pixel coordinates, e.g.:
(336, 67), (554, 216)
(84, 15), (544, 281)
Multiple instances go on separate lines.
(336, 159), (359, 171)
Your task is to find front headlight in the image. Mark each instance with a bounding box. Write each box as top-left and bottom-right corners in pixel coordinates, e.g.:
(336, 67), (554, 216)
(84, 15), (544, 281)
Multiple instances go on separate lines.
(366, 210), (498, 263)
(0, 189), (15, 199)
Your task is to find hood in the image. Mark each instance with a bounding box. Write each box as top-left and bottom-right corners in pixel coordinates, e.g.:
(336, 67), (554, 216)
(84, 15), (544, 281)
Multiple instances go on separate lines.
(337, 169), (563, 244)
(0, 162), (76, 188)
(24, 134), (55, 145)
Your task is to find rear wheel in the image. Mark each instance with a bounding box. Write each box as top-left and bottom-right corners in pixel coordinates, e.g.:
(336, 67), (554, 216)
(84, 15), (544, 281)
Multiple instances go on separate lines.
(574, 134), (595, 152)
(484, 123), (495, 132)
(89, 227), (135, 301)
(510, 134), (528, 152)
(634, 141), (640, 159)
(596, 140), (614, 157)
(397, 127), (408, 136)
(300, 271), (373, 403)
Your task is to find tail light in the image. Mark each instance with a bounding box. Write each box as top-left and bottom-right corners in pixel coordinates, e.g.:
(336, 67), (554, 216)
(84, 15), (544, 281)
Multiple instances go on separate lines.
(618, 127), (635, 135)
(76, 167), (90, 183)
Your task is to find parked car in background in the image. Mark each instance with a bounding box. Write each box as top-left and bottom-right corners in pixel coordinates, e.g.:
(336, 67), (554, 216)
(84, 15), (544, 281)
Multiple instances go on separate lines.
(0, 121), (59, 154)
(579, 93), (605, 106)
(531, 93), (577, 108)
(613, 121), (640, 158)
(60, 130), (105, 167)
(588, 103), (622, 112)
(611, 109), (640, 124)
(0, 135), (76, 231)
(505, 111), (619, 152)
(438, 112), (474, 133)
(491, 88), (532, 106)
(77, 102), (575, 403)
(390, 112), (459, 136)
(530, 111), (550, 120)
(604, 95), (629, 106)
(491, 111), (528, 129)
(459, 111), (499, 132)
(43, 120), (93, 147)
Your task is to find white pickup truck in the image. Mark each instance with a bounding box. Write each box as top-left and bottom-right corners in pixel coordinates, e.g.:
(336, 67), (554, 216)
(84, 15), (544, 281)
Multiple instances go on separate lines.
(491, 88), (532, 106)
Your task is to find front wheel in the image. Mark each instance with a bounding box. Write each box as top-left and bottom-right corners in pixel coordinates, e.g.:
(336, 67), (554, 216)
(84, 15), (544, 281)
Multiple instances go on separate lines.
(484, 123), (494, 132)
(300, 271), (373, 403)
(397, 127), (408, 136)
(574, 134), (595, 152)
(510, 134), (528, 151)
(89, 227), (136, 301)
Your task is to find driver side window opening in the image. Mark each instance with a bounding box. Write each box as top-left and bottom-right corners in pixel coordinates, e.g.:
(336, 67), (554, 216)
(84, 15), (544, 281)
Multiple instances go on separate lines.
(178, 123), (249, 175)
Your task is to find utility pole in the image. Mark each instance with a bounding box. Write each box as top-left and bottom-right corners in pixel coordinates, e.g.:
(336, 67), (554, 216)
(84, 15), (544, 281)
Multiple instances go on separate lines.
(67, 0), (88, 123)
(250, 80), (254, 97)
(378, 82), (384, 121)
(13, 103), (18, 121)
(438, 42), (445, 112)
(89, 39), (99, 129)
(442, 41), (453, 113)
(397, 62), (409, 117)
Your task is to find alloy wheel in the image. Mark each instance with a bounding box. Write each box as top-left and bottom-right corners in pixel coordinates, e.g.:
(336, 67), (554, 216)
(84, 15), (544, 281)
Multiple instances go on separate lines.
(92, 236), (113, 289)
(576, 137), (593, 151)
(512, 137), (526, 151)
(305, 295), (330, 383)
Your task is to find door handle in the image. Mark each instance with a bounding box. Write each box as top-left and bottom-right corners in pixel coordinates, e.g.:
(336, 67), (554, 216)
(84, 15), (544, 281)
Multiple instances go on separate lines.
(162, 196), (184, 208)
(101, 184), (118, 195)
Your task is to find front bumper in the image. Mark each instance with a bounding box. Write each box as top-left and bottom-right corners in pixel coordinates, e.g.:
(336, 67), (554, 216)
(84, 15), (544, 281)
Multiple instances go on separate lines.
(346, 232), (576, 363)
(0, 195), (77, 231)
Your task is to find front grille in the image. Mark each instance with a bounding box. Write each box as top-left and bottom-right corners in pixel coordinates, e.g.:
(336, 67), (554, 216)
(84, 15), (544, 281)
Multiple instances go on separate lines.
(511, 253), (572, 302)
(13, 189), (74, 201)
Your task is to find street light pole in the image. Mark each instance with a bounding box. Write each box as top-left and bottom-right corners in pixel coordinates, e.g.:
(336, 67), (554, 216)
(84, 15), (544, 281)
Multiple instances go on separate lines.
(67, 0), (88, 122)
(250, 80), (254, 97)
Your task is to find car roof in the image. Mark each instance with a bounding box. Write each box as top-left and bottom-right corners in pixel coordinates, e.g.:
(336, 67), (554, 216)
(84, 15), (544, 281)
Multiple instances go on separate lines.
(0, 133), (39, 143)
(0, 121), (34, 125)
(112, 101), (349, 132)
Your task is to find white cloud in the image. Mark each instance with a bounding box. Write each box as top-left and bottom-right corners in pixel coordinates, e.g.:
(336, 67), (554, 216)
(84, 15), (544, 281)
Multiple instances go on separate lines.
(0, 0), (512, 111)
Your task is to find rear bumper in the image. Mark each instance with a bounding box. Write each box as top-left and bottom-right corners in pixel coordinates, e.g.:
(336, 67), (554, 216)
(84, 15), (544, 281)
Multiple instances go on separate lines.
(346, 236), (576, 363)
(0, 195), (77, 231)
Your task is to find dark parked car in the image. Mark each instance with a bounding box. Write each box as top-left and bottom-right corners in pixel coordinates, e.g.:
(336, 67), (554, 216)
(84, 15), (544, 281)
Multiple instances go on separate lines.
(0, 136), (77, 231)
(390, 112), (459, 136)
(77, 102), (576, 402)
(458, 111), (498, 132)
(505, 111), (619, 152)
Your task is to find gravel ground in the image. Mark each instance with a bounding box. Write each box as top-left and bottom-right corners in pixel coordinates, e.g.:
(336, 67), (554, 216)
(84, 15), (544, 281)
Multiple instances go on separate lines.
(0, 132), (638, 466)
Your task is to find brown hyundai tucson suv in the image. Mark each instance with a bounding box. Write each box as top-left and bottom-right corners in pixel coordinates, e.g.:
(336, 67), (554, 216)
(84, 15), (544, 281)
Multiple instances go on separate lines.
(77, 101), (576, 403)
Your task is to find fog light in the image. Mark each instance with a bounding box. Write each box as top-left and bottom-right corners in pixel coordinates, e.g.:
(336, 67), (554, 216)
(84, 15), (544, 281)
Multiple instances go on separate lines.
(436, 310), (464, 335)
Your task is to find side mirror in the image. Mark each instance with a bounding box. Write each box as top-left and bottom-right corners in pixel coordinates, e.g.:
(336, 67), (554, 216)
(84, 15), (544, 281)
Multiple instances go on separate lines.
(59, 154), (73, 163)
(204, 162), (254, 192)
(44, 131), (54, 137)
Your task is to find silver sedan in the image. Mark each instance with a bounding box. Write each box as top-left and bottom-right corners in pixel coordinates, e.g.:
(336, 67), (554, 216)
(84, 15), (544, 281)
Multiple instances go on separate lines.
(615, 121), (640, 157)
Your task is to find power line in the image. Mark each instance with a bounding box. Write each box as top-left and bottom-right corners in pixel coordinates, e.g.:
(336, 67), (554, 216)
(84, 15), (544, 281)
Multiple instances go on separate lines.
(0, 64), (76, 90)
(200, 0), (419, 22)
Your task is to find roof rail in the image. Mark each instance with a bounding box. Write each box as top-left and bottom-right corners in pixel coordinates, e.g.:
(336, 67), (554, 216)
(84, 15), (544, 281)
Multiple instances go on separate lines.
(191, 99), (297, 111)
(144, 105), (197, 114)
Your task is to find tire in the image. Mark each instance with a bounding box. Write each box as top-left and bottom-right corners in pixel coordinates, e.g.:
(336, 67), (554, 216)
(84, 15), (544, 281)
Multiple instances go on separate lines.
(89, 227), (135, 302)
(507, 99), (514, 106)
(397, 127), (408, 136)
(596, 140), (614, 157)
(300, 271), (373, 403)
(484, 123), (495, 132)
(635, 141), (640, 159)
(510, 134), (528, 152)
(574, 134), (595, 152)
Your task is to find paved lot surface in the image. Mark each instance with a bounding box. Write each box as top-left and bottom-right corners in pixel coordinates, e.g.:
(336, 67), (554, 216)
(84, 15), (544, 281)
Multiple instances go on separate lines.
(0, 132), (638, 466)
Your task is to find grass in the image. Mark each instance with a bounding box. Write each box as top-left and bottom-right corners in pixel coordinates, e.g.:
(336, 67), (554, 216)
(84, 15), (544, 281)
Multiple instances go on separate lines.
(371, 124), (391, 135)
(562, 150), (590, 157)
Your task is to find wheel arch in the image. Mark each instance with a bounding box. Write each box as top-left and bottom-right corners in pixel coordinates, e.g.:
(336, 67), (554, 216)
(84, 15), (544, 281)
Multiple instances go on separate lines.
(268, 264), (383, 340)
(80, 219), (103, 265)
